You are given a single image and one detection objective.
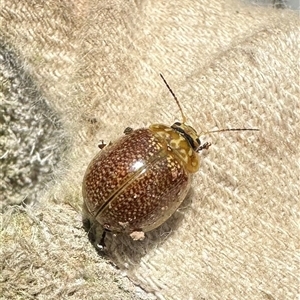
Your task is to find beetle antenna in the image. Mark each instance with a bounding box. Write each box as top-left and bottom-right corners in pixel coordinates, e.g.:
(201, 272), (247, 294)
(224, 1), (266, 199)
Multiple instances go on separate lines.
(204, 128), (259, 134)
(160, 73), (187, 124)
(196, 128), (258, 152)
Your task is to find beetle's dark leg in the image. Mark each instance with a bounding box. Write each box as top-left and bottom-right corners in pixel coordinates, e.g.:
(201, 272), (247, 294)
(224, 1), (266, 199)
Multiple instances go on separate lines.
(197, 142), (212, 152)
(124, 127), (133, 135)
(98, 140), (106, 149)
(97, 230), (107, 250)
(98, 140), (112, 150)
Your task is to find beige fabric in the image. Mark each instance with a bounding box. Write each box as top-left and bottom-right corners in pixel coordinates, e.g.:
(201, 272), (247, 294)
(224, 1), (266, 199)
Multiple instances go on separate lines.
(1, 1), (299, 299)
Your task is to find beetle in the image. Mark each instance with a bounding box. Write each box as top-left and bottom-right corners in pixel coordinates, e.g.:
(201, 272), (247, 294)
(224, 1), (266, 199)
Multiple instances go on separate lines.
(82, 74), (258, 248)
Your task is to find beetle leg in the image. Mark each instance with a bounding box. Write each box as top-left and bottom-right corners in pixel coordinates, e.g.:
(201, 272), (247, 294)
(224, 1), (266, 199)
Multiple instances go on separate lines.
(197, 142), (212, 152)
(98, 140), (112, 150)
(96, 230), (107, 250)
(124, 127), (134, 135)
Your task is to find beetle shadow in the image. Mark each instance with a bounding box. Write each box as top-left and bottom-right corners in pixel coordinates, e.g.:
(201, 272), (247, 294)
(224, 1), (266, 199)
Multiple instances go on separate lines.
(82, 188), (195, 269)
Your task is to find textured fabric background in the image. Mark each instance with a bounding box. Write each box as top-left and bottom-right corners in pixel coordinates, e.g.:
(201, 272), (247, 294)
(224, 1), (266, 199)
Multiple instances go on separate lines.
(1, 1), (299, 299)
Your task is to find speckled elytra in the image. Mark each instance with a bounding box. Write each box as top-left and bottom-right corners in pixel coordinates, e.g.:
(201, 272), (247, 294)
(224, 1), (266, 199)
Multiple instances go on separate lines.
(82, 74), (258, 248)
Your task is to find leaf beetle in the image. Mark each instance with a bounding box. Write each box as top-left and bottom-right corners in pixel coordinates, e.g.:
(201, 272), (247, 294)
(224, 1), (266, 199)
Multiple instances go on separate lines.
(82, 74), (258, 248)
